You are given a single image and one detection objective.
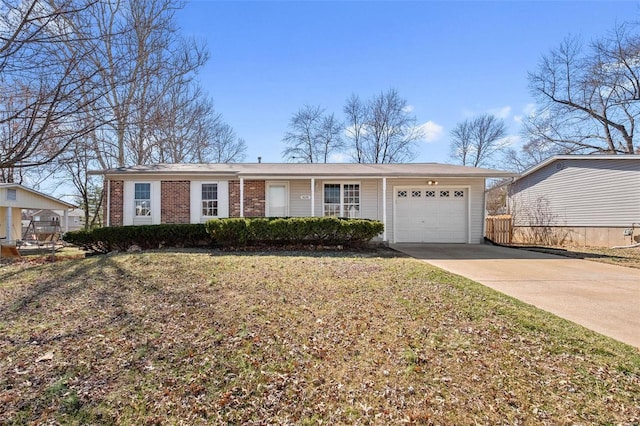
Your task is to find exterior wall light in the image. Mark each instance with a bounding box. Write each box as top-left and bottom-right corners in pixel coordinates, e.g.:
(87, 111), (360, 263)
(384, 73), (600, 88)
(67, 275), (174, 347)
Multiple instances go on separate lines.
(427, 180), (438, 185)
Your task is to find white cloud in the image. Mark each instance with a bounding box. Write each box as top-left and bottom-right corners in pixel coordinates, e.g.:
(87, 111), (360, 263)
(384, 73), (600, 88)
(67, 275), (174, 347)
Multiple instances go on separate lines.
(419, 120), (444, 143)
(402, 105), (415, 113)
(328, 152), (349, 163)
(513, 103), (537, 124)
(488, 106), (512, 119)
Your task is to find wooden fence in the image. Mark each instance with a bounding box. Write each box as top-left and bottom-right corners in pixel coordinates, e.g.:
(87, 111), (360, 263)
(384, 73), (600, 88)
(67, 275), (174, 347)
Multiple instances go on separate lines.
(485, 215), (513, 245)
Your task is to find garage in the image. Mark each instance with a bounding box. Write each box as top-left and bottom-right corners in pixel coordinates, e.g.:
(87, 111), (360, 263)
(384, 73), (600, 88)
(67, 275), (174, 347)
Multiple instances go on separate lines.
(394, 186), (468, 243)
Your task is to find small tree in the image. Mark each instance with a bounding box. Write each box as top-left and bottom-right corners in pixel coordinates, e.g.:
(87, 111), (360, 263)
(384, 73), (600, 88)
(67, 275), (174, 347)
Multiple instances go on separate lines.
(344, 89), (422, 163)
(282, 105), (344, 163)
(449, 114), (508, 168)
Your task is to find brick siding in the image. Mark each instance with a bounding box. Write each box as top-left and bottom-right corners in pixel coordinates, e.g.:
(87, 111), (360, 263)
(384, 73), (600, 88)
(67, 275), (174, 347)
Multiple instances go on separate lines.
(229, 180), (265, 217)
(161, 181), (190, 224)
(107, 180), (124, 226)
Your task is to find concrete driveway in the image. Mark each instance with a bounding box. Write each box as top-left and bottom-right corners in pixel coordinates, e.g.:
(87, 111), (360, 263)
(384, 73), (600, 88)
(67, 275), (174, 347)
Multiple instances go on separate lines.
(391, 243), (640, 348)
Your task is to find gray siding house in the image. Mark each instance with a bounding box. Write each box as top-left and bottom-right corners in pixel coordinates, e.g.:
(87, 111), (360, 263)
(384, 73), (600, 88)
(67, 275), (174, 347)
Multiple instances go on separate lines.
(507, 155), (640, 247)
(94, 163), (516, 244)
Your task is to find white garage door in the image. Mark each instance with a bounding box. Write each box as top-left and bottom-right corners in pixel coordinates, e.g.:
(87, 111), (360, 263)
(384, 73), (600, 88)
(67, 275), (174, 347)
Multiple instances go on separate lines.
(394, 187), (468, 243)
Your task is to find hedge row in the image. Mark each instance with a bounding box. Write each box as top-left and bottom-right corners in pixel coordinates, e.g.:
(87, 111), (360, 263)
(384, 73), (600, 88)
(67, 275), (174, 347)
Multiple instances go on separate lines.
(62, 223), (211, 253)
(204, 217), (384, 247)
(62, 218), (384, 253)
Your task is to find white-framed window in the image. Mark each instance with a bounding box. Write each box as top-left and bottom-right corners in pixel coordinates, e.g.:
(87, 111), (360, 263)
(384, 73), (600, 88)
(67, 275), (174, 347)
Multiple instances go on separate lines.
(323, 183), (360, 218)
(134, 183), (151, 216)
(6, 188), (17, 201)
(201, 183), (218, 217)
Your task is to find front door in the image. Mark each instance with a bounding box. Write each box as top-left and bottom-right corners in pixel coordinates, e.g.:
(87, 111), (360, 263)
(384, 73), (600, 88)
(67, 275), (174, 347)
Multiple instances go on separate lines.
(266, 182), (289, 217)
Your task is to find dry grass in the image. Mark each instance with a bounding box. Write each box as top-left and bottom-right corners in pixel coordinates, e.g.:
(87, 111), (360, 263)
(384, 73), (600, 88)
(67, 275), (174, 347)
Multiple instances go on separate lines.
(521, 245), (640, 269)
(1, 250), (639, 425)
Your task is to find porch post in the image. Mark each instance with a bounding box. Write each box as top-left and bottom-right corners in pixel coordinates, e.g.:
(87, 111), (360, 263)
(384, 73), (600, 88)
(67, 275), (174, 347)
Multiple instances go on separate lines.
(63, 209), (69, 233)
(310, 178), (315, 217)
(239, 177), (244, 217)
(6, 206), (12, 243)
(382, 177), (387, 242)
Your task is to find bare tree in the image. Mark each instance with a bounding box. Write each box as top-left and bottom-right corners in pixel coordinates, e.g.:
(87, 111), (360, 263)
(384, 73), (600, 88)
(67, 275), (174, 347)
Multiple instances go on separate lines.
(343, 94), (367, 163)
(527, 23), (640, 155)
(207, 122), (247, 163)
(282, 105), (344, 163)
(0, 0), (102, 179)
(449, 114), (508, 168)
(344, 89), (422, 163)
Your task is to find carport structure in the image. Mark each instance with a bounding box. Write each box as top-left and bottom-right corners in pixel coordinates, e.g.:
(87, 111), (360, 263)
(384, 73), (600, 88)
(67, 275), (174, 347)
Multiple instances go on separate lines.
(0, 183), (75, 245)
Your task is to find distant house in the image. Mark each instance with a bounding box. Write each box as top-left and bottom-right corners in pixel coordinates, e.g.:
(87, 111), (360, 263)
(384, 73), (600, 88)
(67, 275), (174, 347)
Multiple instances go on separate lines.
(28, 209), (85, 232)
(0, 184), (76, 244)
(92, 163), (516, 244)
(507, 155), (640, 247)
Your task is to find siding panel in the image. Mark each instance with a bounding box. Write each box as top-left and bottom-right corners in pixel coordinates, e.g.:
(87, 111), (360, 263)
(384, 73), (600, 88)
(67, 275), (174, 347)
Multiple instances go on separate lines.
(509, 159), (640, 227)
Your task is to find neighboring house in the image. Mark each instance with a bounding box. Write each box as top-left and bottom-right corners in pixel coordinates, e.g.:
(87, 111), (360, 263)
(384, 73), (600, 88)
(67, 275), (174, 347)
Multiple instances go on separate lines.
(93, 163), (516, 244)
(0, 184), (76, 244)
(507, 155), (640, 247)
(26, 209), (86, 233)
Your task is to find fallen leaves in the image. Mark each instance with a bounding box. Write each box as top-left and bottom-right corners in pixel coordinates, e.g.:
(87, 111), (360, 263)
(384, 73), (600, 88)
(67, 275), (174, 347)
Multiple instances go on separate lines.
(0, 251), (638, 424)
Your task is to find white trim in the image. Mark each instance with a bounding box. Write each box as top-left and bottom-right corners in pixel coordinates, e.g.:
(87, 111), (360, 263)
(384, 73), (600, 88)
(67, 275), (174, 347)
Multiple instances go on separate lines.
(266, 181), (289, 217)
(310, 178), (315, 217)
(382, 177), (387, 242)
(322, 181), (361, 218)
(124, 181), (160, 225)
(106, 179), (111, 227)
(190, 181), (230, 223)
(392, 185), (471, 243)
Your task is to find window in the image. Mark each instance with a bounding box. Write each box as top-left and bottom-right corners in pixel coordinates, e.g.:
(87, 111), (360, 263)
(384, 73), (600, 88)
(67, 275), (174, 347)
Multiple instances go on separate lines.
(425, 190), (435, 197)
(201, 183), (218, 217)
(440, 190), (450, 198)
(454, 190), (464, 198)
(411, 190), (421, 198)
(7, 188), (16, 201)
(324, 183), (360, 218)
(397, 190), (407, 198)
(134, 183), (151, 216)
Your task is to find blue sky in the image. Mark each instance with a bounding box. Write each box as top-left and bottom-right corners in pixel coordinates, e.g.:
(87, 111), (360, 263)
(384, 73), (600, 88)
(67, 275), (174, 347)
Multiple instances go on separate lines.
(176, 1), (639, 164)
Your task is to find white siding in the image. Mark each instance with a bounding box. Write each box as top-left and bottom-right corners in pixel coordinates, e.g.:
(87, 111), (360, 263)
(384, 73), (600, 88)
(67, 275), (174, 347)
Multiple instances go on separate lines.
(289, 180), (314, 216)
(190, 181), (229, 223)
(387, 178), (486, 243)
(509, 159), (640, 227)
(123, 181), (160, 226)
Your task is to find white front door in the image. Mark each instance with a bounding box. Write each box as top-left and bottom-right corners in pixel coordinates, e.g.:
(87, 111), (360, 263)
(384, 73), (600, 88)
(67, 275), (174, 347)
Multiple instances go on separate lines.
(266, 182), (289, 217)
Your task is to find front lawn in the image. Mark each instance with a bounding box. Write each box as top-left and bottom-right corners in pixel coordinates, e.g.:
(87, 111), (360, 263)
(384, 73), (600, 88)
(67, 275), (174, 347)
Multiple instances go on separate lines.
(1, 251), (638, 424)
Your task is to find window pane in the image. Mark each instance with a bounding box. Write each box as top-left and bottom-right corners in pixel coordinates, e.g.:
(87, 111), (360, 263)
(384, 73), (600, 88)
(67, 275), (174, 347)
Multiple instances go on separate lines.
(202, 200), (218, 216)
(202, 183), (217, 200)
(135, 200), (151, 216)
(134, 183), (151, 200)
(324, 184), (340, 204)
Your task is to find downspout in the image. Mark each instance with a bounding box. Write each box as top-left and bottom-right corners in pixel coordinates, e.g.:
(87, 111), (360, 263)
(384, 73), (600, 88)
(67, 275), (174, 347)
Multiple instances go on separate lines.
(106, 178), (111, 227)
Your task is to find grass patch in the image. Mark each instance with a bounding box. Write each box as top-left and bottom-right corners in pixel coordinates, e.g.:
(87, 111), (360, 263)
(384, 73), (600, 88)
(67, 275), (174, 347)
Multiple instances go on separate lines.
(0, 250), (638, 424)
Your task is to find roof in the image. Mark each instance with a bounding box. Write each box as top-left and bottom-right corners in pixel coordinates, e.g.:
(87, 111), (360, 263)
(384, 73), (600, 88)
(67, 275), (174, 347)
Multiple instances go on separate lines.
(514, 154), (640, 182)
(0, 183), (76, 209)
(91, 162), (518, 179)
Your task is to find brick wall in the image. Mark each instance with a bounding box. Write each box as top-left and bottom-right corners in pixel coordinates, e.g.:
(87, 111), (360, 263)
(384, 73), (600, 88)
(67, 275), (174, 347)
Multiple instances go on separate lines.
(107, 180), (124, 226)
(229, 180), (265, 217)
(161, 181), (190, 224)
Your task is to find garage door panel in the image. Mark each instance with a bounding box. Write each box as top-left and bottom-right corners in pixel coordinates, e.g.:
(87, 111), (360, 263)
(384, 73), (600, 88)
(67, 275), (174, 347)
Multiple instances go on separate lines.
(395, 187), (468, 243)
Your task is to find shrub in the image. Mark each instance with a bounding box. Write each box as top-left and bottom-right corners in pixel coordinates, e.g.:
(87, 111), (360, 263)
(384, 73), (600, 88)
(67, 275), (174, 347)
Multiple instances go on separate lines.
(63, 224), (211, 253)
(205, 217), (383, 247)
